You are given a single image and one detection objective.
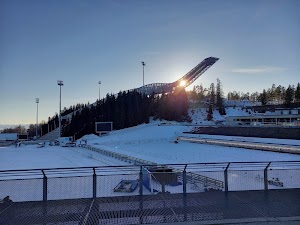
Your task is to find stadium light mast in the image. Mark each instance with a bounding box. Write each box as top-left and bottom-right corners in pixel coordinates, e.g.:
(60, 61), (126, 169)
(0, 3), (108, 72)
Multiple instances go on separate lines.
(57, 80), (63, 137)
(98, 81), (101, 100)
(141, 61), (146, 87)
(35, 98), (39, 138)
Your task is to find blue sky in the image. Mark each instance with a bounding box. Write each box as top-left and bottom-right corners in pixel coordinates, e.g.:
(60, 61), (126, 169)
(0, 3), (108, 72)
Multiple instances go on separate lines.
(0, 0), (299, 125)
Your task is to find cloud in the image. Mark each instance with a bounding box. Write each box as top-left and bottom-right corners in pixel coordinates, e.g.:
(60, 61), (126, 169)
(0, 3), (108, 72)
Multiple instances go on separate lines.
(231, 66), (287, 74)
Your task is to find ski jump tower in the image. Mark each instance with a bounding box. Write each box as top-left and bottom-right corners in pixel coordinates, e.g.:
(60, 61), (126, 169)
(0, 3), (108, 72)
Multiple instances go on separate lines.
(135, 57), (219, 95)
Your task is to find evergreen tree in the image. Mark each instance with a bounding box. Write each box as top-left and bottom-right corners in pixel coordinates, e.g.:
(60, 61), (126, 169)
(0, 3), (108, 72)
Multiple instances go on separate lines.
(209, 83), (215, 109)
(207, 104), (213, 121)
(270, 84), (276, 102)
(216, 78), (226, 115)
(295, 83), (300, 105)
(284, 85), (294, 107)
(260, 89), (268, 105)
(281, 86), (286, 103)
(275, 85), (282, 103)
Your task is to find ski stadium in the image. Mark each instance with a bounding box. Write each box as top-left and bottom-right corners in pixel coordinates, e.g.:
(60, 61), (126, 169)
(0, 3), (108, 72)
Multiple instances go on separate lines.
(1, 57), (300, 225)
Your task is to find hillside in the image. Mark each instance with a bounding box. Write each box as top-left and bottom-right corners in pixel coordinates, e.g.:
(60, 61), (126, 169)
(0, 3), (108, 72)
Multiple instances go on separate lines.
(189, 106), (253, 125)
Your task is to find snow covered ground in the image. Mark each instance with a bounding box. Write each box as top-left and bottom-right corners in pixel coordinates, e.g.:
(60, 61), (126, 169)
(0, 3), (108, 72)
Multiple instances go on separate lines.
(1, 120), (299, 202)
(189, 107), (254, 125)
(82, 122), (300, 165)
(0, 144), (130, 171)
(1, 121), (299, 171)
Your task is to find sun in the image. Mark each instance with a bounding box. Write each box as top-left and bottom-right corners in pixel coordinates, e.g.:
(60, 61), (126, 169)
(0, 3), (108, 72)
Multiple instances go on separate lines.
(179, 80), (186, 87)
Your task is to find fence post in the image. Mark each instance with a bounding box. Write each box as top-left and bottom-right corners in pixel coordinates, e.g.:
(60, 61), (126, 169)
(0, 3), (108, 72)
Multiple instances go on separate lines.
(224, 163), (230, 192)
(93, 168), (97, 198)
(183, 165), (187, 196)
(42, 170), (47, 202)
(139, 166), (143, 196)
(139, 166), (144, 223)
(162, 172), (166, 194)
(264, 162), (271, 191)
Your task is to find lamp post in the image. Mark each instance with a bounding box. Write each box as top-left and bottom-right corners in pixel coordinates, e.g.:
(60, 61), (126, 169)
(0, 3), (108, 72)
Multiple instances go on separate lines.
(36, 98), (39, 138)
(141, 61), (146, 87)
(57, 80), (63, 137)
(98, 81), (101, 100)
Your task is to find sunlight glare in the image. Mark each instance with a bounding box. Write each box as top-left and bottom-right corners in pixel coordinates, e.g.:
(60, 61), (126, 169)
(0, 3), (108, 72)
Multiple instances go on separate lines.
(180, 80), (186, 87)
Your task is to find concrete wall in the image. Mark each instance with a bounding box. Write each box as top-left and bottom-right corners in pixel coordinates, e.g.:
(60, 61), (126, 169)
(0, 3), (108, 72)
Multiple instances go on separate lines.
(189, 126), (300, 140)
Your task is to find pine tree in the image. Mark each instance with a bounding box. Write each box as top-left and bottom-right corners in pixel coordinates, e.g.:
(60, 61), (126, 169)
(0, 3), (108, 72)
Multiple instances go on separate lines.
(284, 85), (294, 107)
(207, 104), (213, 121)
(260, 89), (268, 105)
(216, 78), (226, 115)
(295, 83), (300, 105)
(275, 85), (282, 103)
(209, 83), (215, 109)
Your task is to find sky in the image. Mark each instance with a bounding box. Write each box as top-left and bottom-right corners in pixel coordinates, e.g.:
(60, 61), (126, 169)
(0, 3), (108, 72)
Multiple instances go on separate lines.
(0, 0), (299, 126)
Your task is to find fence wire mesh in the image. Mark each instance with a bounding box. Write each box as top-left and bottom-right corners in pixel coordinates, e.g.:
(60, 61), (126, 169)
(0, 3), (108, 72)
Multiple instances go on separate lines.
(0, 178), (43, 202)
(228, 170), (264, 191)
(0, 162), (300, 225)
(47, 176), (93, 200)
(0, 161), (299, 203)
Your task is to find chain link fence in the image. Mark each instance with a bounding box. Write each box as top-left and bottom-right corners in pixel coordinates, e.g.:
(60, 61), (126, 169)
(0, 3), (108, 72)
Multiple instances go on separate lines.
(0, 161), (299, 202)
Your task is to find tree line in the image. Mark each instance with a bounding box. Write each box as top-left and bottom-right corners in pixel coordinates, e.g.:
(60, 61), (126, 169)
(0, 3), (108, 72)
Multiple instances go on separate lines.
(188, 82), (300, 108)
(1, 88), (189, 137)
(62, 88), (189, 139)
(227, 83), (300, 106)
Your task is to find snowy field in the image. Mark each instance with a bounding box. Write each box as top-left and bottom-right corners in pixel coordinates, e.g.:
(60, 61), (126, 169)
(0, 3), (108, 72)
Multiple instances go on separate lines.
(1, 121), (300, 202)
(0, 145), (130, 171)
(1, 121), (299, 171)
(82, 122), (300, 165)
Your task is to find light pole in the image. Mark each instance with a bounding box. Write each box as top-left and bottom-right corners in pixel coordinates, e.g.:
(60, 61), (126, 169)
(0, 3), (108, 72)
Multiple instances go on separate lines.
(57, 80), (63, 137)
(141, 61), (146, 87)
(36, 98), (39, 138)
(98, 81), (101, 100)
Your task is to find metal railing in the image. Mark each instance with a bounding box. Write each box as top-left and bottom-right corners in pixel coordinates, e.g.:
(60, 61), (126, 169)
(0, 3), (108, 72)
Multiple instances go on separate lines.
(0, 161), (299, 202)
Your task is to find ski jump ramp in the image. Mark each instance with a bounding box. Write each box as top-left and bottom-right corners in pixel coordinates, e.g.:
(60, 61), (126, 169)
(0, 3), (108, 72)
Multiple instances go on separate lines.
(134, 56), (219, 95)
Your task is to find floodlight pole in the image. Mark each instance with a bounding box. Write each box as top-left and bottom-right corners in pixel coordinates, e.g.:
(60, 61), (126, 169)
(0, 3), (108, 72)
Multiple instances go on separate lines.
(57, 80), (64, 137)
(36, 98), (39, 138)
(141, 61), (146, 88)
(98, 81), (101, 100)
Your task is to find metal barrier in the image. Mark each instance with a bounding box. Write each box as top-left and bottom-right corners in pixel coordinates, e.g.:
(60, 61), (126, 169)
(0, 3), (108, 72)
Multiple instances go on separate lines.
(0, 161), (299, 202)
(82, 145), (157, 165)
